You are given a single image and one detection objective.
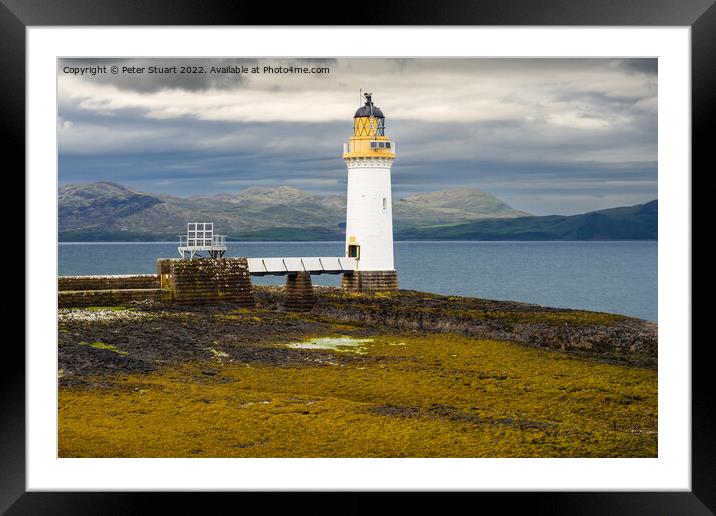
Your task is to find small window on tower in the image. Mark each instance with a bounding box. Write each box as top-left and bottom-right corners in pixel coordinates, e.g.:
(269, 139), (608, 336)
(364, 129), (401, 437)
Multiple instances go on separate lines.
(348, 245), (360, 259)
(382, 197), (388, 211)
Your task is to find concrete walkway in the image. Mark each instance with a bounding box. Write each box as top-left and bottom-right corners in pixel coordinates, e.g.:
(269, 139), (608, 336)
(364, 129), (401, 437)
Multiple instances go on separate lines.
(246, 257), (357, 276)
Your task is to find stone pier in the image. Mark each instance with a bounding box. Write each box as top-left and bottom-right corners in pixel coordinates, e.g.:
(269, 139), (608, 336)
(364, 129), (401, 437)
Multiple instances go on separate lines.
(58, 274), (169, 308)
(59, 258), (255, 308)
(158, 258), (255, 307)
(59, 274), (160, 291)
(341, 270), (399, 293)
(283, 272), (316, 311)
(59, 258), (400, 310)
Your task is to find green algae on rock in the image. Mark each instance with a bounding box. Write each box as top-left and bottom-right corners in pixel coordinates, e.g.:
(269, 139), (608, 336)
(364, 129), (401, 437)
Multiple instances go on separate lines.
(255, 287), (657, 367)
(59, 333), (657, 458)
(57, 288), (658, 458)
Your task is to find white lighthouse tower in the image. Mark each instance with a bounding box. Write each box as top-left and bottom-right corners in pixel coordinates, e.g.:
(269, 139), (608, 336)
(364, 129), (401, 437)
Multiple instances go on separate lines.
(341, 93), (398, 292)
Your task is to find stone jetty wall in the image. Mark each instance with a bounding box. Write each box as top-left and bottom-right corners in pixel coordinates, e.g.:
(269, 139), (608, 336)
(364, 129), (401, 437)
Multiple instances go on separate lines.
(58, 288), (171, 308)
(59, 275), (160, 292)
(59, 259), (398, 309)
(160, 258), (255, 307)
(59, 259), (255, 309)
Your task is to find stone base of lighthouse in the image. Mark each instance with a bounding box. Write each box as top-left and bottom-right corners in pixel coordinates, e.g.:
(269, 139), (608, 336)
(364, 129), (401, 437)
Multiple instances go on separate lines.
(341, 270), (399, 293)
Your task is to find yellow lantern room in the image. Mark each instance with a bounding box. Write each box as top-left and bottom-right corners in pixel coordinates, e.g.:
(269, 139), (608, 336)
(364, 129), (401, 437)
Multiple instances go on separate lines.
(342, 93), (396, 159)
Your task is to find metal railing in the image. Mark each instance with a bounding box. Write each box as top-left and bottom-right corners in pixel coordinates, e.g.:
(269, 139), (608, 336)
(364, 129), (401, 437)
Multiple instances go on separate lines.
(178, 234), (226, 249)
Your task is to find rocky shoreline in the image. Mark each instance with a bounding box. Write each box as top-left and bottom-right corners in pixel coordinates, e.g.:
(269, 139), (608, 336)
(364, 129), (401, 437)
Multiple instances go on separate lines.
(258, 286), (657, 368)
(58, 288), (658, 457)
(58, 287), (657, 388)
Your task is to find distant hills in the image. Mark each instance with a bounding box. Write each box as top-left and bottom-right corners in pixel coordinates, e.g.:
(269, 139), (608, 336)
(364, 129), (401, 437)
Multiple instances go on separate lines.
(398, 200), (657, 240)
(58, 182), (656, 241)
(58, 182), (529, 241)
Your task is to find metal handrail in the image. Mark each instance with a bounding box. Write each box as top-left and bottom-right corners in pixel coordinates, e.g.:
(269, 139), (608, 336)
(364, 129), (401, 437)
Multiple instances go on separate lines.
(178, 234), (227, 248)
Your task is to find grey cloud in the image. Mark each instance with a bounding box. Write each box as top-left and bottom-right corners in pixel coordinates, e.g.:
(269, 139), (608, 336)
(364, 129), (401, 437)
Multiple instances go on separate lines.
(57, 108), (657, 215)
(619, 59), (658, 75)
(57, 57), (657, 215)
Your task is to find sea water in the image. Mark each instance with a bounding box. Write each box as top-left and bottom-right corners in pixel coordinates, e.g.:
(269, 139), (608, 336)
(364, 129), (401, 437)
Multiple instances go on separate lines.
(58, 240), (657, 322)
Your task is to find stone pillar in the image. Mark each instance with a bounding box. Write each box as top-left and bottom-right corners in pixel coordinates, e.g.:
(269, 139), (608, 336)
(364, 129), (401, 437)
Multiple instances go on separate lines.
(341, 270), (399, 293)
(169, 258), (255, 307)
(156, 258), (173, 288)
(284, 272), (316, 311)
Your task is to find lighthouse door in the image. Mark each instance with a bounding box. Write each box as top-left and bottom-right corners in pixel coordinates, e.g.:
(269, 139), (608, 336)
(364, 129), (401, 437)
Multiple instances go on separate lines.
(348, 244), (360, 259)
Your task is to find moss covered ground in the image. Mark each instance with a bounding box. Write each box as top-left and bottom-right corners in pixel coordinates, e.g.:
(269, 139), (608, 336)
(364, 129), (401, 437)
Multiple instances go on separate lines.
(59, 311), (657, 457)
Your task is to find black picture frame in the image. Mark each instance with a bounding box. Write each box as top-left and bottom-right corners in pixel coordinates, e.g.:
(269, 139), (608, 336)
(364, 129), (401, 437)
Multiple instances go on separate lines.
(5, 0), (710, 513)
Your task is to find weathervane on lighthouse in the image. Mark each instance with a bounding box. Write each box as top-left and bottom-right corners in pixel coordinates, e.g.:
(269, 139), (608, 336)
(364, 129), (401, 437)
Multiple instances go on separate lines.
(341, 92), (399, 292)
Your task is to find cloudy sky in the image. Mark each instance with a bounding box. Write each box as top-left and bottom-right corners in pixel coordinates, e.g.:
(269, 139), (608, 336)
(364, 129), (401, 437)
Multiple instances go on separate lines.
(57, 58), (657, 215)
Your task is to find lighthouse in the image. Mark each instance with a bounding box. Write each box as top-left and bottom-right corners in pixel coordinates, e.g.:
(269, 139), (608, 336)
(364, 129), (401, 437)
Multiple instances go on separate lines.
(341, 93), (399, 292)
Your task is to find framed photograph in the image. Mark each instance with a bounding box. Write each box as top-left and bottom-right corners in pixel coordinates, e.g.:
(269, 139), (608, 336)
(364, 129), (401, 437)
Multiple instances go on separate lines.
(8, 0), (710, 512)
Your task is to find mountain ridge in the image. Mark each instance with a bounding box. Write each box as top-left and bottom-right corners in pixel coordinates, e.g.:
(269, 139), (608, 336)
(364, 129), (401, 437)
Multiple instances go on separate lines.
(398, 200), (658, 240)
(58, 182), (656, 241)
(59, 182), (530, 240)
